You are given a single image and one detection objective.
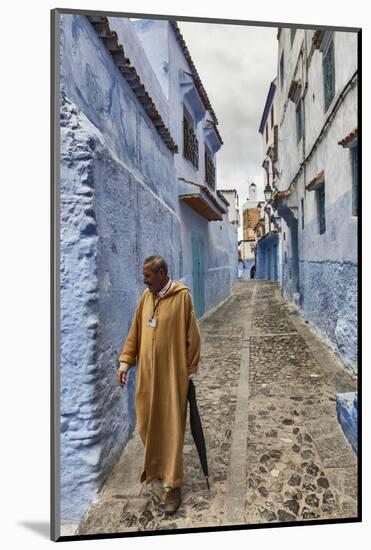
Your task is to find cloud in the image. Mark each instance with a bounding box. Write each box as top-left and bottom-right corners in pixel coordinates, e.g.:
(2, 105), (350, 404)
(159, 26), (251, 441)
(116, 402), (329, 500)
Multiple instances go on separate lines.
(178, 20), (277, 205)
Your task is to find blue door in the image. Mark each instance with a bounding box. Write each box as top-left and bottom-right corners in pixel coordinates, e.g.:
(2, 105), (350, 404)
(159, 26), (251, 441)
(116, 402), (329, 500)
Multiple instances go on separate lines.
(267, 247), (271, 280)
(273, 244), (278, 281)
(191, 232), (205, 318)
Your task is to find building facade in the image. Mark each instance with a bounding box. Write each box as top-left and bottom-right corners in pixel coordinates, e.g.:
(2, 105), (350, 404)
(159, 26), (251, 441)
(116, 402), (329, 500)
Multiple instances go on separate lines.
(255, 77), (282, 282)
(240, 183), (260, 277)
(218, 189), (240, 233)
(59, 14), (238, 526)
(272, 28), (358, 371)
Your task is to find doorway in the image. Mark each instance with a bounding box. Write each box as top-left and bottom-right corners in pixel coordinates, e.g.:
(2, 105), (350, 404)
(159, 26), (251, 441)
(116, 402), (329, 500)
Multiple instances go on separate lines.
(191, 232), (205, 318)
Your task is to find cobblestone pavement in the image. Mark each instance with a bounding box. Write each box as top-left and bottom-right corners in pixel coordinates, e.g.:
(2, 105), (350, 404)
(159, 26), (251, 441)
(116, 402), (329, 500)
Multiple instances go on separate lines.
(75, 280), (357, 536)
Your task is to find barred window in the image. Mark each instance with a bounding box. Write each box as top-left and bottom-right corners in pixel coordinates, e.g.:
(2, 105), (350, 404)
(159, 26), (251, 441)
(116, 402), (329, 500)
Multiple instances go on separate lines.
(280, 51), (284, 89)
(323, 40), (335, 112)
(183, 111), (199, 169)
(301, 197), (305, 230)
(204, 145), (215, 189)
(296, 100), (303, 143)
(317, 182), (326, 234)
(273, 125), (278, 162)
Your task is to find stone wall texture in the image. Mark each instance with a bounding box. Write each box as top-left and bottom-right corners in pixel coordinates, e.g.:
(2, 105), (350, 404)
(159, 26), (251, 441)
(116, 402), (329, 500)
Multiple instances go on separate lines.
(59, 14), (238, 524)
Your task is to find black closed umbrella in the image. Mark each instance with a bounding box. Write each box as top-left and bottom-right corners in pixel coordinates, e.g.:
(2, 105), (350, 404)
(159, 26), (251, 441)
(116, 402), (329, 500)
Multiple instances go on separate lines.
(187, 378), (210, 491)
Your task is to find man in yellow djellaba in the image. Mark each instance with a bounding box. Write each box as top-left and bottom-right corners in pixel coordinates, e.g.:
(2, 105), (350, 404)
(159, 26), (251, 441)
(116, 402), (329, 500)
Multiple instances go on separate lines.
(117, 255), (201, 514)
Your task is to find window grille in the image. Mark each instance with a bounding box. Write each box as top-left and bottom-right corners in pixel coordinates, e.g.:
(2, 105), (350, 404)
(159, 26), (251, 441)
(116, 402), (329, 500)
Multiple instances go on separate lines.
(323, 40), (335, 112)
(205, 146), (215, 189)
(273, 125), (278, 162)
(280, 52), (284, 89)
(317, 183), (326, 234)
(183, 116), (199, 169)
(296, 100), (303, 143)
(301, 198), (305, 230)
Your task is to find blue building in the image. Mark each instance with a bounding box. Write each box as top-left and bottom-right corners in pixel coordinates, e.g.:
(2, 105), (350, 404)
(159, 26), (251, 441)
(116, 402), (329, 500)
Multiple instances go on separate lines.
(58, 14), (238, 527)
(273, 28), (358, 373)
(255, 77), (282, 284)
(256, 29), (358, 454)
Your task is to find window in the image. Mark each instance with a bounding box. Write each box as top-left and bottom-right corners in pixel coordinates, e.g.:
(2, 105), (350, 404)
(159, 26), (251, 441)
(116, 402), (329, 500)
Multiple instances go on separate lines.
(265, 164), (270, 186)
(296, 100), (303, 143)
(316, 182), (326, 234)
(291, 28), (297, 46)
(183, 106), (199, 169)
(273, 125), (278, 162)
(301, 198), (305, 230)
(265, 124), (268, 143)
(323, 40), (335, 112)
(270, 105), (274, 128)
(204, 144), (215, 189)
(351, 144), (358, 216)
(280, 51), (284, 89)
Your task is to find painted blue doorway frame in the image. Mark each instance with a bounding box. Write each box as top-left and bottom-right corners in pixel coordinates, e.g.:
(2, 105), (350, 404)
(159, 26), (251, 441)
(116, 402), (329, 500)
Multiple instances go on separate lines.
(191, 232), (205, 318)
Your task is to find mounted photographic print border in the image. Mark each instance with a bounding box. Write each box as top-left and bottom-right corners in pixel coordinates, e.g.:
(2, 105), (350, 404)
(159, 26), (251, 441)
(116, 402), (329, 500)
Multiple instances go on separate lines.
(51, 7), (362, 542)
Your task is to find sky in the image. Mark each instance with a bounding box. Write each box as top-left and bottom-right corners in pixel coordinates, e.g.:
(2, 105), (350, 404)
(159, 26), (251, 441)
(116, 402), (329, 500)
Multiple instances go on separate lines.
(177, 20), (278, 211)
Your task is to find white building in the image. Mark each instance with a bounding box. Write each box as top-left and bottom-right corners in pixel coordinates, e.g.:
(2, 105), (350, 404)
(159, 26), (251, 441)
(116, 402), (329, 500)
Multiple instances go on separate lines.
(272, 27), (358, 371)
(240, 182), (260, 272)
(254, 77), (283, 282)
(218, 189), (240, 233)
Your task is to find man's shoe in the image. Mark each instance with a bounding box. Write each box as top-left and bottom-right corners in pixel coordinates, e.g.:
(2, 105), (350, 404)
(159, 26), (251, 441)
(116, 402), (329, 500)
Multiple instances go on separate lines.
(164, 487), (181, 514)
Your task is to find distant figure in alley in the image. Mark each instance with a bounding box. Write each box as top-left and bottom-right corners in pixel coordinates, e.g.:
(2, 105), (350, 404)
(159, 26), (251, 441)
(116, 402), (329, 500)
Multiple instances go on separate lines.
(117, 255), (201, 514)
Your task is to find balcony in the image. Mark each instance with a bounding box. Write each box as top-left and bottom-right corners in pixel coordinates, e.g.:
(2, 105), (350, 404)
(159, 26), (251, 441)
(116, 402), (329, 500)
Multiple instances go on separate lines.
(178, 177), (226, 221)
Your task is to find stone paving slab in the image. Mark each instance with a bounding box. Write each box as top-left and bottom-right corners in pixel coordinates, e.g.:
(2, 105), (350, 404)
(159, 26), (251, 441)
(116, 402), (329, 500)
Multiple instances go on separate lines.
(75, 280), (358, 536)
(244, 281), (357, 525)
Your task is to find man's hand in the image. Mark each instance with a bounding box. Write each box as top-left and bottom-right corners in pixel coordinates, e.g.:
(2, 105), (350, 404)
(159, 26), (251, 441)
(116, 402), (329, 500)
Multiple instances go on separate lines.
(117, 370), (128, 387)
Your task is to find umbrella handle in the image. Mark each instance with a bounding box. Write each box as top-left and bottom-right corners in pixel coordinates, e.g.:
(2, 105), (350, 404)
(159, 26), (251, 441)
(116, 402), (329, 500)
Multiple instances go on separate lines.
(206, 476), (210, 491)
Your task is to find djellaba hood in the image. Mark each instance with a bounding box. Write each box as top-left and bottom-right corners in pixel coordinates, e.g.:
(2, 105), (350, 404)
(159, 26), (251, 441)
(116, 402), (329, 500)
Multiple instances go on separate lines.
(145, 280), (191, 300)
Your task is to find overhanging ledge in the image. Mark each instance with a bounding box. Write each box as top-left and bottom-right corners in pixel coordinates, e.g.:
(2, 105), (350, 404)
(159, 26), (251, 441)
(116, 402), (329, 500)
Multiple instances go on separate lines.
(178, 178), (226, 221)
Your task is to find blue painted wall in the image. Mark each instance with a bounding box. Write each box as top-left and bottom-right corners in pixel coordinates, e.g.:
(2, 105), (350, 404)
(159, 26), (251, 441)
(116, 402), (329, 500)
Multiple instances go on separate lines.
(59, 14), (237, 524)
(336, 392), (357, 452)
(276, 55), (358, 373)
(256, 233), (279, 281)
(295, 190), (358, 371)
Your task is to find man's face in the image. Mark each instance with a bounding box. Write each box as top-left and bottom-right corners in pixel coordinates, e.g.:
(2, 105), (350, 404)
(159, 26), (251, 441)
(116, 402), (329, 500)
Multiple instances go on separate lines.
(143, 263), (166, 294)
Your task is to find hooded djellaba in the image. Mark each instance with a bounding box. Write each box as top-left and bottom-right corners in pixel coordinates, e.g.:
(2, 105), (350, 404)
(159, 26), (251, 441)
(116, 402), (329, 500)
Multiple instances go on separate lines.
(118, 257), (201, 490)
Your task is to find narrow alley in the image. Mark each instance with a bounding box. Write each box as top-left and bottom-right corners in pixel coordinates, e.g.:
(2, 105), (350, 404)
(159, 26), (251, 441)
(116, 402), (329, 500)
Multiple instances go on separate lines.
(75, 279), (357, 535)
